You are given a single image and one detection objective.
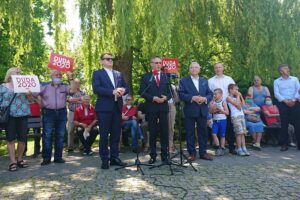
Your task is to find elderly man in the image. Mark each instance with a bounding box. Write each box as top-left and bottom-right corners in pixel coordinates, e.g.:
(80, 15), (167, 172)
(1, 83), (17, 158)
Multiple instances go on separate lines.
(208, 63), (236, 154)
(92, 52), (129, 169)
(274, 64), (300, 151)
(38, 70), (73, 165)
(74, 95), (98, 156)
(179, 62), (213, 161)
(67, 78), (86, 152)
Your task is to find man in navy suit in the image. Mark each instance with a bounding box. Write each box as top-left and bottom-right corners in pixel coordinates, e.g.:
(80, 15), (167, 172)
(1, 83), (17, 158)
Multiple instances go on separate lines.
(92, 52), (129, 169)
(139, 55), (171, 164)
(179, 62), (213, 161)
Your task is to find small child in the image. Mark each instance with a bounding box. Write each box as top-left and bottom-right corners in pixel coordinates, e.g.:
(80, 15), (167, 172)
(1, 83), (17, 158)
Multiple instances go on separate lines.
(226, 84), (250, 156)
(209, 88), (229, 156)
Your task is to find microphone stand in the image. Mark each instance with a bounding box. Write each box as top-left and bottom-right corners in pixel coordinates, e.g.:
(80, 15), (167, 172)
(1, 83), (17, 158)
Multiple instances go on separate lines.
(149, 73), (190, 175)
(170, 79), (197, 171)
(115, 75), (155, 175)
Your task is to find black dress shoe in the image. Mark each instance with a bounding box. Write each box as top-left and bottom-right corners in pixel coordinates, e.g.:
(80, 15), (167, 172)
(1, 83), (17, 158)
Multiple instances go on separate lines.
(161, 156), (167, 162)
(132, 148), (138, 153)
(53, 158), (66, 163)
(101, 161), (109, 169)
(229, 149), (237, 155)
(41, 160), (51, 166)
(280, 146), (288, 151)
(110, 158), (127, 166)
(148, 157), (156, 164)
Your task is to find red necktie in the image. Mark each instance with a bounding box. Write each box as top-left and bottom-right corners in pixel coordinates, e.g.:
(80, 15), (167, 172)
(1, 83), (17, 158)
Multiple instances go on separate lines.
(153, 70), (160, 87)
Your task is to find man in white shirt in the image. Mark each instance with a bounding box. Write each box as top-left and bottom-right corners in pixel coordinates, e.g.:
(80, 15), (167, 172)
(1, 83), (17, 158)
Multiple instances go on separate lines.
(208, 63), (235, 100)
(208, 63), (236, 154)
(274, 64), (300, 151)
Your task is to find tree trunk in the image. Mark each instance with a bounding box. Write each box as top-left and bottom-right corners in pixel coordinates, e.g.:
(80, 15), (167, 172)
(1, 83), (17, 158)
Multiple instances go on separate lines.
(114, 48), (133, 94)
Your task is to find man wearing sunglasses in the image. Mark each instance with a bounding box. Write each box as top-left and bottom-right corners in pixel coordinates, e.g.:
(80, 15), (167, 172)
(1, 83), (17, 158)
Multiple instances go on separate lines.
(92, 52), (129, 169)
(139, 55), (171, 164)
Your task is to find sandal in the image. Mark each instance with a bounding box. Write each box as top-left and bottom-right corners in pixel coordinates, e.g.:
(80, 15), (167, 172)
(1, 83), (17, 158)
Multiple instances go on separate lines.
(9, 163), (18, 172)
(17, 160), (29, 168)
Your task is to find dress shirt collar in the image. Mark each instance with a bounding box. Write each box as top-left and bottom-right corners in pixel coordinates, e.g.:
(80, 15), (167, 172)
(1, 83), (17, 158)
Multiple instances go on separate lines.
(279, 76), (291, 80)
(215, 74), (225, 79)
(104, 67), (113, 72)
(190, 75), (199, 80)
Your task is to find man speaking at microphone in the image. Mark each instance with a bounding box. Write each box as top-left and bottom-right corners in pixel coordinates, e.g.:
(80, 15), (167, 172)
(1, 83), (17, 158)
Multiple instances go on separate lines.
(139, 55), (171, 164)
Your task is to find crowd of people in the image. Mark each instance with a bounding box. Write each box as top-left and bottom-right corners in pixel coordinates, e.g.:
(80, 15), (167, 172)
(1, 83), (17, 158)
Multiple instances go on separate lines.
(0, 53), (300, 172)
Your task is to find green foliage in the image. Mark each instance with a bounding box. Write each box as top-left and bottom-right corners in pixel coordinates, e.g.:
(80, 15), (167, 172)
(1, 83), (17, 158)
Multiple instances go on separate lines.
(1, 0), (300, 146)
(0, 0), (49, 82)
(1, 0), (300, 92)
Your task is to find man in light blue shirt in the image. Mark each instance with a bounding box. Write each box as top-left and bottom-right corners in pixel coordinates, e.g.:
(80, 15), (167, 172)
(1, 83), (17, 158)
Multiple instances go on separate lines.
(274, 64), (300, 151)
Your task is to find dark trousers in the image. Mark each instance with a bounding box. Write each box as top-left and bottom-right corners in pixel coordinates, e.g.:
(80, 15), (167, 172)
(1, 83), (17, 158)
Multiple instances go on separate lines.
(77, 125), (98, 153)
(96, 105), (122, 162)
(185, 117), (208, 157)
(42, 108), (67, 161)
(277, 101), (300, 147)
(226, 107), (235, 151)
(147, 111), (168, 159)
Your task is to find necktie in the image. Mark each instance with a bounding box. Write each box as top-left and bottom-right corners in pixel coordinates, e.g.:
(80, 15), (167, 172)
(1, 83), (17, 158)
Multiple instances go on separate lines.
(153, 71), (160, 87)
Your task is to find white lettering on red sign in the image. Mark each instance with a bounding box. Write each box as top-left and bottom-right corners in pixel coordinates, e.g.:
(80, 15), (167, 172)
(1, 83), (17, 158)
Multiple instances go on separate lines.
(163, 60), (177, 70)
(53, 56), (71, 69)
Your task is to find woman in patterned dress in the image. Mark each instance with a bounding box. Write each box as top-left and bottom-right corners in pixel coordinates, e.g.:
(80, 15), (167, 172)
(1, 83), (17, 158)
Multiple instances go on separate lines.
(0, 68), (32, 171)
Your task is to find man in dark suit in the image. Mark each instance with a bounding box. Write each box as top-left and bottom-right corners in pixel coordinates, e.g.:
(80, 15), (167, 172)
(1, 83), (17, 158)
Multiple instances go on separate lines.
(139, 55), (171, 164)
(179, 62), (213, 161)
(92, 52), (129, 169)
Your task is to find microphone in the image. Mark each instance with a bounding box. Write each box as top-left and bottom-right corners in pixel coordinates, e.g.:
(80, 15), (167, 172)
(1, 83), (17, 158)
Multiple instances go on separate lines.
(161, 65), (167, 73)
(149, 74), (154, 83)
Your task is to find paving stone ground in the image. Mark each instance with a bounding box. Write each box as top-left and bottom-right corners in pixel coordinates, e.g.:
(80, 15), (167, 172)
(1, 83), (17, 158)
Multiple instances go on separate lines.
(0, 146), (300, 200)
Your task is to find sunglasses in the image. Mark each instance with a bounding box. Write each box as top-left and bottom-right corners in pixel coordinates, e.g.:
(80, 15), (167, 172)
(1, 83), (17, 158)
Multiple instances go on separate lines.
(102, 58), (113, 61)
(152, 62), (162, 65)
(126, 99), (132, 101)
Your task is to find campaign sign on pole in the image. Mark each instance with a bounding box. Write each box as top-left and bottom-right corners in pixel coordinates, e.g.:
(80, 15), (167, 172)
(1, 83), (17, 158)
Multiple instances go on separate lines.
(162, 58), (179, 74)
(11, 75), (40, 93)
(48, 53), (74, 72)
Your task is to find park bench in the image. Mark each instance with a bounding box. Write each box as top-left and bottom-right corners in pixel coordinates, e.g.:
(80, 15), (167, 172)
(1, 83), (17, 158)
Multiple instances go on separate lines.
(0, 117), (42, 141)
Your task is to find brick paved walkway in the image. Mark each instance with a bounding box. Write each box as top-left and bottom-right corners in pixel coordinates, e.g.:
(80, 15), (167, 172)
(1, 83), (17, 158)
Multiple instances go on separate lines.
(0, 146), (300, 199)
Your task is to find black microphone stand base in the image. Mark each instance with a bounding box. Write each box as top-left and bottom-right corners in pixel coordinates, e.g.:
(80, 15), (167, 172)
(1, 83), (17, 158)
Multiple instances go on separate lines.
(115, 152), (155, 176)
(149, 156), (183, 175)
(170, 150), (197, 172)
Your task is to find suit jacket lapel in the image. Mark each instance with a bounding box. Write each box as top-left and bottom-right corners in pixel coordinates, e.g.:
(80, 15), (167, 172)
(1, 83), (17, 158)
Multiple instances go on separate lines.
(102, 69), (115, 88)
(158, 73), (162, 88)
(113, 71), (118, 88)
(198, 78), (202, 93)
(188, 76), (199, 94)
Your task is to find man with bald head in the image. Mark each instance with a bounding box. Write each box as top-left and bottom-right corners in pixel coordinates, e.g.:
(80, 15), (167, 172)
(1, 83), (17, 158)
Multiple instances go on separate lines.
(208, 63), (236, 154)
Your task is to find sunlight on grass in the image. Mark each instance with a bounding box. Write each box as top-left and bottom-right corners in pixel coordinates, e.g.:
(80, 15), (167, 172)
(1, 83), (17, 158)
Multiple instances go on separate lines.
(0, 139), (37, 157)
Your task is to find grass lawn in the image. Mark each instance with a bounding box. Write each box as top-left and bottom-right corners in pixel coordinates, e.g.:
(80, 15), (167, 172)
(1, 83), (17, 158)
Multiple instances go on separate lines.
(0, 135), (101, 157)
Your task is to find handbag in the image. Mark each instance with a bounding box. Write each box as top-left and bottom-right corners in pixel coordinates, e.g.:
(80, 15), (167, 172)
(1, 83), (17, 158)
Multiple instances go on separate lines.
(246, 114), (260, 123)
(0, 93), (17, 125)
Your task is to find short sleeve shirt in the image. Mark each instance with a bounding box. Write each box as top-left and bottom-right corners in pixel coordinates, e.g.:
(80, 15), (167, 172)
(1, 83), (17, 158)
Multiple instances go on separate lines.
(0, 84), (31, 117)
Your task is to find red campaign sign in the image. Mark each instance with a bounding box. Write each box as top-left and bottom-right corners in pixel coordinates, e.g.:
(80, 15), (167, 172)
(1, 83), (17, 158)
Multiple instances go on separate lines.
(48, 53), (74, 72)
(162, 58), (179, 74)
